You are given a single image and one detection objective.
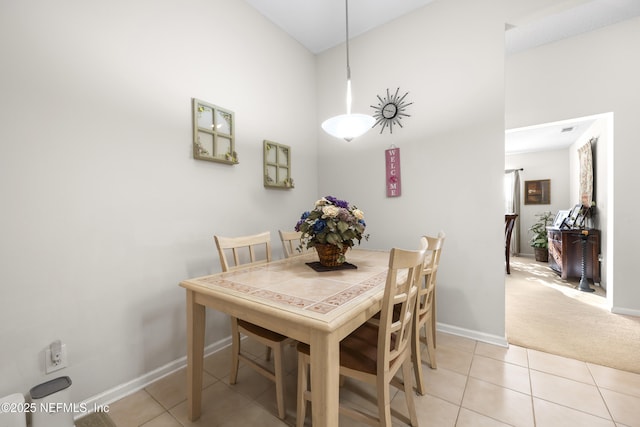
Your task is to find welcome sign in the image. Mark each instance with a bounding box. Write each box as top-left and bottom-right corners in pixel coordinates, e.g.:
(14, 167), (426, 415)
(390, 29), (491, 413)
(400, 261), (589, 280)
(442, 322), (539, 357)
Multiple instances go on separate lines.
(385, 147), (401, 197)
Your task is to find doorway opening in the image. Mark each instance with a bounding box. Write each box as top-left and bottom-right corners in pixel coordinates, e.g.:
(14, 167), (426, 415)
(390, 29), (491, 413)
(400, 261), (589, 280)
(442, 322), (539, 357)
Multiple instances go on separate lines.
(504, 112), (615, 360)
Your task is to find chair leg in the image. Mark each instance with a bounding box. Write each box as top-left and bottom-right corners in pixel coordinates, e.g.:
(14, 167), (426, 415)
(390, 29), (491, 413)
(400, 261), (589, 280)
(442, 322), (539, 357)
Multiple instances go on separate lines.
(402, 360), (419, 427)
(425, 317), (437, 369)
(432, 290), (437, 348)
(412, 317), (426, 395)
(296, 353), (309, 427)
(377, 374), (393, 427)
(230, 317), (241, 385)
(273, 343), (286, 419)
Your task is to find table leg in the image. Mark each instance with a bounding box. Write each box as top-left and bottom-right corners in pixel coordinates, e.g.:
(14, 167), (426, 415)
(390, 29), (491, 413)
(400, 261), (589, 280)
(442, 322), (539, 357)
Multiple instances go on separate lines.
(310, 331), (340, 427)
(186, 289), (206, 421)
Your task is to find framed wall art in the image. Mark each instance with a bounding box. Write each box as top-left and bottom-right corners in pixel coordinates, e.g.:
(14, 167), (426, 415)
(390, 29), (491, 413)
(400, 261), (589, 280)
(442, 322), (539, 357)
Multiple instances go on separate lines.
(524, 179), (550, 205)
(263, 140), (294, 189)
(192, 98), (238, 164)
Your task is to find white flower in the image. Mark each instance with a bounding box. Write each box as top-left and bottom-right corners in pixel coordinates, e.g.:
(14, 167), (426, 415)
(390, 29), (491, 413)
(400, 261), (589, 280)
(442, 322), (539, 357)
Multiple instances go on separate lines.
(315, 197), (328, 207)
(322, 205), (340, 217)
(352, 209), (364, 220)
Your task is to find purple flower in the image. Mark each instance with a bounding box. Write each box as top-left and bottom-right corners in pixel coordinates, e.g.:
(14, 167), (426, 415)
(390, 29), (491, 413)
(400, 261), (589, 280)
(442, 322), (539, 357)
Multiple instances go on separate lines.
(337, 208), (352, 223)
(325, 196), (349, 209)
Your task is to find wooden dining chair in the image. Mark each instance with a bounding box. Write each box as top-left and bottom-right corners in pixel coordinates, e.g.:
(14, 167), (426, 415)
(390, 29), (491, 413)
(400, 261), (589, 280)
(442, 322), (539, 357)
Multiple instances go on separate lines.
(214, 231), (288, 419)
(296, 238), (427, 427)
(278, 230), (313, 258)
(412, 231), (445, 395)
(505, 214), (518, 274)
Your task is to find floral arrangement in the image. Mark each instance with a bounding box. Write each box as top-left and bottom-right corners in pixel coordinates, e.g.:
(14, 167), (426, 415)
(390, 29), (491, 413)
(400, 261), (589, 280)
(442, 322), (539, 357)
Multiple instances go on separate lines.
(295, 196), (369, 252)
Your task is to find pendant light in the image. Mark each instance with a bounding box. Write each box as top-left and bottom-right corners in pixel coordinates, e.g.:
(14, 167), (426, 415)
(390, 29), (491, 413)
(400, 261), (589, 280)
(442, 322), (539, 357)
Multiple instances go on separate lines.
(321, 0), (375, 142)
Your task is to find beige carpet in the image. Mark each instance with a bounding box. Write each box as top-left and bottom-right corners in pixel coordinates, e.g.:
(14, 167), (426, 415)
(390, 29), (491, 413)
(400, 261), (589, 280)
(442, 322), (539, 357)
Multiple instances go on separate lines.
(506, 256), (640, 374)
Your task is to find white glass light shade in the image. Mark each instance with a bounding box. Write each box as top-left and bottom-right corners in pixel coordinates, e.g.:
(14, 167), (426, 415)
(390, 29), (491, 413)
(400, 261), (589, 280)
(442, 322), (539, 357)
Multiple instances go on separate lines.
(321, 113), (375, 142)
(322, 1), (373, 142)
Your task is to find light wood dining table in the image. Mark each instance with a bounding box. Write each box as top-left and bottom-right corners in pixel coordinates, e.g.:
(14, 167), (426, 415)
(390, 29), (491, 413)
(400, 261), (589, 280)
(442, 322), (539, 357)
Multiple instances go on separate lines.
(180, 248), (391, 426)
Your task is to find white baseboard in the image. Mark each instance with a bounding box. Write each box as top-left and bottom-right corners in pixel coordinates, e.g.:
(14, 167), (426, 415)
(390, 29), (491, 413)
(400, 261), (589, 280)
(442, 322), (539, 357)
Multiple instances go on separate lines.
(437, 322), (508, 348)
(611, 306), (640, 317)
(77, 336), (232, 417)
(79, 322), (512, 417)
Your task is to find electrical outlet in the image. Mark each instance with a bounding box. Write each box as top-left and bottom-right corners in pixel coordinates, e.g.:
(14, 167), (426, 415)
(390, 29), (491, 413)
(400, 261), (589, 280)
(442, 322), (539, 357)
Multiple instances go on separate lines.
(45, 344), (67, 373)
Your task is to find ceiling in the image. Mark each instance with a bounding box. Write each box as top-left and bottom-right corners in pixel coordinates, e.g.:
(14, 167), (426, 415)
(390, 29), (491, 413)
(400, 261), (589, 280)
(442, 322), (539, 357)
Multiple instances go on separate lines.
(505, 118), (597, 155)
(244, 0), (437, 54)
(245, 0), (640, 55)
(244, 0), (640, 153)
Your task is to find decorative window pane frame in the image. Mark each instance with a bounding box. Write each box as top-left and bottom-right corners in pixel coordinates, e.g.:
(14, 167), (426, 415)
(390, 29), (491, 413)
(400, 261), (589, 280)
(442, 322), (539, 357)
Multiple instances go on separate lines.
(192, 98), (238, 165)
(263, 140), (293, 189)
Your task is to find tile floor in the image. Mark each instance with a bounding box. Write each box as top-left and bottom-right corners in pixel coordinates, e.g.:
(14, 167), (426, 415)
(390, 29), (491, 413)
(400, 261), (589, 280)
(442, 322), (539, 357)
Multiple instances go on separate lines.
(106, 333), (640, 426)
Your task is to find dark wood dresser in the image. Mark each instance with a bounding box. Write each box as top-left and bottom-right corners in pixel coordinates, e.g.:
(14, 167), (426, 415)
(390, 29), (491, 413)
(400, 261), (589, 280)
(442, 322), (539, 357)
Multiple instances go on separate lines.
(547, 227), (601, 283)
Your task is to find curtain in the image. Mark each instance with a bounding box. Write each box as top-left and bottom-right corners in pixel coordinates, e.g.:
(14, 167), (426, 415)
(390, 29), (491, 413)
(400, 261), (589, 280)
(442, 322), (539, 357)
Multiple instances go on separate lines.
(504, 169), (521, 255)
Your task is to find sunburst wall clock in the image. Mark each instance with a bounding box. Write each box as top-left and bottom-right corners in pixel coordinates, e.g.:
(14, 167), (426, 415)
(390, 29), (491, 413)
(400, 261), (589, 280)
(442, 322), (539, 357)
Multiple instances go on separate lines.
(371, 88), (412, 134)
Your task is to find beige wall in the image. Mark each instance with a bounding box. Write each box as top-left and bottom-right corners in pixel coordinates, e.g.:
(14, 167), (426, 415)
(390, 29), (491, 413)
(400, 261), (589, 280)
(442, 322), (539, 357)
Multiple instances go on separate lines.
(506, 148), (571, 256)
(0, 0), (318, 402)
(317, 0), (509, 341)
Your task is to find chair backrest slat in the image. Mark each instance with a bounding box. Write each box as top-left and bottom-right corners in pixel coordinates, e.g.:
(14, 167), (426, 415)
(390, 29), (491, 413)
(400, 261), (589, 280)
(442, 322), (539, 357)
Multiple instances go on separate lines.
(214, 231), (272, 272)
(279, 230), (304, 258)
